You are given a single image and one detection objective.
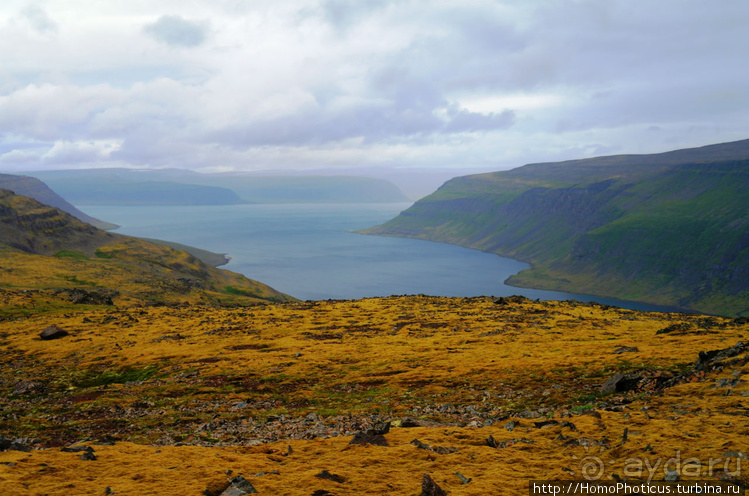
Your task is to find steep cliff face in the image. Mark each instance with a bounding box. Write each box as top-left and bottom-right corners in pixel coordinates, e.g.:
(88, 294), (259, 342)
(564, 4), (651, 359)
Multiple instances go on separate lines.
(362, 140), (749, 317)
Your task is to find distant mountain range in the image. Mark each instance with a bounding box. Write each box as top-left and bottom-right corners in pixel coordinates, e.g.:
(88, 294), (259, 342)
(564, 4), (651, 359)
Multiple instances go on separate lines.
(362, 138), (749, 317)
(26, 169), (409, 205)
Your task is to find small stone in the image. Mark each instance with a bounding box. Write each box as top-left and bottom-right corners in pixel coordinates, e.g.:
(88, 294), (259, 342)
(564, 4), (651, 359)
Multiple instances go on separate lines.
(220, 475), (258, 496)
(12, 380), (43, 396)
(366, 421), (391, 436)
(80, 451), (97, 461)
(349, 432), (388, 446)
(315, 470), (345, 483)
(400, 416), (424, 428)
(421, 474), (447, 496)
(613, 346), (639, 354)
(40, 325), (69, 340)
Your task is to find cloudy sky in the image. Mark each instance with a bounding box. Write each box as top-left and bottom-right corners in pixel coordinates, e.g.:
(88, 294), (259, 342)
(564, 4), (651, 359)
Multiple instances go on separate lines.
(1, 0), (748, 174)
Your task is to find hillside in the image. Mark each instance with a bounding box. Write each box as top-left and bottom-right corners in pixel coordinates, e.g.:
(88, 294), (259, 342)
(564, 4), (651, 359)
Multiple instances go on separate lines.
(0, 173), (116, 229)
(27, 169), (410, 204)
(0, 189), (292, 306)
(1, 293), (748, 494)
(361, 139), (749, 317)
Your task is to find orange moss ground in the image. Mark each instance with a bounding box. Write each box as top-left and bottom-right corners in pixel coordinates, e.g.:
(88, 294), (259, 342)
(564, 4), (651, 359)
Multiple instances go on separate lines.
(2, 292), (748, 494)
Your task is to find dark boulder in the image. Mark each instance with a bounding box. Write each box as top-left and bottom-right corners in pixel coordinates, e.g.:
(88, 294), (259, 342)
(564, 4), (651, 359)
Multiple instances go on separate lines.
(40, 325), (68, 340)
(421, 474), (447, 496)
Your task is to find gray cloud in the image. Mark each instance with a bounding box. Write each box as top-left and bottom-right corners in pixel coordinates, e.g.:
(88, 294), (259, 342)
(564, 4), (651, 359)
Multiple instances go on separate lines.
(20, 4), (58, 34)
(143, 15), (208, 48)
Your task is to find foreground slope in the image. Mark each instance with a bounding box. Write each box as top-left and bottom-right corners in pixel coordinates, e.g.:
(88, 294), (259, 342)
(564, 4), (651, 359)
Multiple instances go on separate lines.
(362, 139), (749, 317)
(0, 189), (292, 305)
(1, 294), (748, 494)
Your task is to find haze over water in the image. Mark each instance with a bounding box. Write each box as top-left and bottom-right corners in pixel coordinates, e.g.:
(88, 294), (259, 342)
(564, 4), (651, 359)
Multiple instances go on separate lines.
(85, 203), (673, 311)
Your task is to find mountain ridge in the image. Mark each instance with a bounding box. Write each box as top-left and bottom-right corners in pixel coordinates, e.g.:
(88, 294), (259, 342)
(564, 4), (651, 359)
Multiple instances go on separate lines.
(0, 189), (293, 305)
(361, 139), (749, 317)
(0, 173), (116, 229)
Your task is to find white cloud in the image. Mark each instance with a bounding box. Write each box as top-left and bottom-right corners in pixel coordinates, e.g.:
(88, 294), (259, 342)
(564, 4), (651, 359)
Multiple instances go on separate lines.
(0, 0), (748, 173)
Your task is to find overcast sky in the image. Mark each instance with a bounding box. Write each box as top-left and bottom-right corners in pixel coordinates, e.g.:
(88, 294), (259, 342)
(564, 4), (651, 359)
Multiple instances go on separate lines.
(1, 0), (748, 174)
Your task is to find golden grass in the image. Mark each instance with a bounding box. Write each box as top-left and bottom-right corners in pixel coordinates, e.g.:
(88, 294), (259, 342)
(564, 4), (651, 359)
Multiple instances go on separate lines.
(2, 292), (748, 495)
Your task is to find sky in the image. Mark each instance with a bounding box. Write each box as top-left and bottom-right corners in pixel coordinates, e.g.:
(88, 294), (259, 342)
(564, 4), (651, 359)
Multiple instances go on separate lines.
(1, 0), (749, 175)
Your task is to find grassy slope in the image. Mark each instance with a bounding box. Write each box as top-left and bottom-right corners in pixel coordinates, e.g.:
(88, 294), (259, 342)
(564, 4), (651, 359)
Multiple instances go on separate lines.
(1, 293), (748, 494)
(0, 190), (293, 306)
(362, 142), (749, 317)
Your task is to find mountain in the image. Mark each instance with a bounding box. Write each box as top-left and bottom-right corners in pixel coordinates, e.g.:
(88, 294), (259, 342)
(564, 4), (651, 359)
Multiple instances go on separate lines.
(26, 169), (243, 206)
(0, 173), (116, 229)
(0, 189), (293, 305)
(200, 174), (410, 203)
(361, 139), (749, 317)
(27, 168), (410, 204)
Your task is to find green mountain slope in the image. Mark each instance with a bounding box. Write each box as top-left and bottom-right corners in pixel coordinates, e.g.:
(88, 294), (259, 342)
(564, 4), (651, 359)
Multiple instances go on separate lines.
(0, 189), (294, 305)
(0, 173), (116, 229)
(361, 139), (749, 317)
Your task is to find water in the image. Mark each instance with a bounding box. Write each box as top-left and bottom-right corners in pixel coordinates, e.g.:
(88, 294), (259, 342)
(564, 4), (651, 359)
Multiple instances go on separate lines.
(84, 203), (675, 311)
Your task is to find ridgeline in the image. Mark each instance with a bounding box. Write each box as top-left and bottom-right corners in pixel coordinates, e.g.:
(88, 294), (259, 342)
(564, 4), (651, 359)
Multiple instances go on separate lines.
(361, 139), (749, 317)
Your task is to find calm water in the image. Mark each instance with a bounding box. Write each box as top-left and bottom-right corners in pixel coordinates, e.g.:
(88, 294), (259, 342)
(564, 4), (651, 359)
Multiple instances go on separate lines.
(84, 203), (673, 311)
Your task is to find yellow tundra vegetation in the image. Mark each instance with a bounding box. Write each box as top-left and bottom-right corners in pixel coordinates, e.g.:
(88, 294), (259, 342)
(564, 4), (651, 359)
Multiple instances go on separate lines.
(1, 290), (748, 495)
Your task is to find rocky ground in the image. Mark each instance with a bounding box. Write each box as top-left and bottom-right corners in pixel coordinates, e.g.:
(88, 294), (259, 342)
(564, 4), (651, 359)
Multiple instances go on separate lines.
(2, 292), (748, 495)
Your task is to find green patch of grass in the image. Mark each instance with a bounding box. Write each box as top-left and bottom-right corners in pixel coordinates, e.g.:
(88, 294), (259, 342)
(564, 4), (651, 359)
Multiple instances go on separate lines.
(73, 365), (159, 388)
(223, 286), (258, 297)
(94, 249), (116, 259)
(54, 250), (89, 260)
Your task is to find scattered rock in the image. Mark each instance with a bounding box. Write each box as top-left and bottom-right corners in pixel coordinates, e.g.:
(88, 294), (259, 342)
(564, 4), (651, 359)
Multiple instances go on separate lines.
(315, 470), (345, 483)
(454, 472), (472, 484)
(349, 420), (391, 446)
(410, 439), (458, 454)
(485, 435), (499, 448)
(40, 325), (68, 340)
(505, 420), (518, 431)
(366, 421), (391, 436)
(534, 420), (559, 428)
(11, 380), (44, 396)
(55, 288), (118, 305)
(400, 416), (424, 428)
(723, 450), (747, 459)
(497, 438), (535, 448)
(220, 476), (258, 496)
(80, 451), (97, 461)
(105, 488), (115, 495)
(694, 342), (748, 371)
(656, 323), (693, 335)
(421, 474), (447, 496)
(0, 436), (31, 452)
(561, 420), (577, 431)
(62, 445), (95, 453)
(613, 346), (639, 354)
(349, 432), (388, 446)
